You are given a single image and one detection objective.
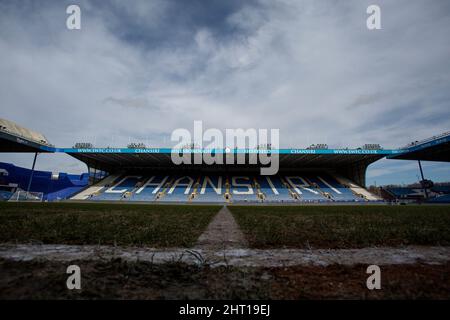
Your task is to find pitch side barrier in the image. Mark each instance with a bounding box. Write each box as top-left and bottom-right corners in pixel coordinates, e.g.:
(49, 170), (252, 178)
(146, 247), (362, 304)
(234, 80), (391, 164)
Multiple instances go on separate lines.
(40, 146), (404, 155)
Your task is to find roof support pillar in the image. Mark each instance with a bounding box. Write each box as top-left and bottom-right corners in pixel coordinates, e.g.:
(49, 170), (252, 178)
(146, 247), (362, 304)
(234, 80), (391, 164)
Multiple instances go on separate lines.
(26, 152), (38, 195)
(418, 160), (429, 199)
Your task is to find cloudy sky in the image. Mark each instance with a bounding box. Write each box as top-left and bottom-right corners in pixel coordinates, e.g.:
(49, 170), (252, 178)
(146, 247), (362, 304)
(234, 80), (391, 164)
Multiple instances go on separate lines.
(0, 0), (449, 185)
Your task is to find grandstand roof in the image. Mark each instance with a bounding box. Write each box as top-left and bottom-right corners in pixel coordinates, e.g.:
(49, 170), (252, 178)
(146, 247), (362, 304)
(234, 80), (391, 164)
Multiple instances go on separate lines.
(388, 132), (450, 162)
(0, 118), (52, 153)
(1, 117), (448, 182)
(55, 147), (399, 172)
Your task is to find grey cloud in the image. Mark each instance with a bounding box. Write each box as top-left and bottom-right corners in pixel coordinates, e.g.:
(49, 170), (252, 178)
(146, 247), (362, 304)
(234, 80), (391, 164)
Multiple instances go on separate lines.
(346, 92), (384, 110)
(0, 0), (449, 180)
(103, 97), (156, 110)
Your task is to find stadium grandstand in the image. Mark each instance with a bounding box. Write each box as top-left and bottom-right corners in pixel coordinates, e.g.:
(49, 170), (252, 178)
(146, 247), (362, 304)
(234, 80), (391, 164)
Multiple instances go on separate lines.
(0, 117), (449, 203)
(0, 118), (52, 152)
(380, 184), (450, 203)
(0, 162), (88, 201)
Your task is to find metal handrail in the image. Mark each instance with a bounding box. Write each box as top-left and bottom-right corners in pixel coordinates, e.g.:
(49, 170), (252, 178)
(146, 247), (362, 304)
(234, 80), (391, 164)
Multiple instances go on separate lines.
(400, 131), (450, 149)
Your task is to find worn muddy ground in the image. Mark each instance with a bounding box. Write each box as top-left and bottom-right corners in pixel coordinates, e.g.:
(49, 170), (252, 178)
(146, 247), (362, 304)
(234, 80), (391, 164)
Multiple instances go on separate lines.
(0, 258), (449, 299)
(1, 204), (449, 299)
(195, 206), (248, 250)
(1, 244), (450, 267)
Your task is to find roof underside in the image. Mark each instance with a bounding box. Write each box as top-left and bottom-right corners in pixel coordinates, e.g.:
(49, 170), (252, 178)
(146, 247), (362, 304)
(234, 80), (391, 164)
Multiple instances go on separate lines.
(388, 135), (450, 162)
(0, 118), (50, 146)
(68, 152), (385, 173)
(0, 131), (51, 153)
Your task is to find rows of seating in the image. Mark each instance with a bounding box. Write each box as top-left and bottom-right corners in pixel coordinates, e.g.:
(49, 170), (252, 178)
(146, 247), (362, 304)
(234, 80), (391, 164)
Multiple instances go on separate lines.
(0, 162), (89, 201)
(191, 176), (226, 202)
(0, 190), (13, 201)
(384, 185), (450, 203)
(86, 173), (366, 203)
(428, 193), (450, 203)
(431, 186), (450, 194)
(386, 188), (421, 197)
(258, 176), (294, 202)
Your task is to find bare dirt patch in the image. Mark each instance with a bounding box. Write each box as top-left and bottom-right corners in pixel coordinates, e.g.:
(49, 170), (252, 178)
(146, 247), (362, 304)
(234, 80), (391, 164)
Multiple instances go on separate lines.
(1, 258), (449, 299)
(1, 244), (450, 267)
(2, 244), (450, 267)
(195, 206), (248, 250)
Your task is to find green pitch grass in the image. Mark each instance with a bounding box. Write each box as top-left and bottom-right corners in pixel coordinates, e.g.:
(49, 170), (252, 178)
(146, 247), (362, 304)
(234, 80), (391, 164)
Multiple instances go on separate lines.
(0, 202), (219, 247)
(230, 205), (450, 249)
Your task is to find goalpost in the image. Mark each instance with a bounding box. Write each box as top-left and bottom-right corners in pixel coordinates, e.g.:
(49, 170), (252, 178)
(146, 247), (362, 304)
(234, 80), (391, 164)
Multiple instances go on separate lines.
(8, 191), (44, 202)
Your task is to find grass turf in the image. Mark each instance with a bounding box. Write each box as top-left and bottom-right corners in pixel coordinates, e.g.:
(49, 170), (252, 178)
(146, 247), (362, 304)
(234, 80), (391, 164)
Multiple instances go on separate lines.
(0, 202), (219, 247)
(230, 205), (450, 249)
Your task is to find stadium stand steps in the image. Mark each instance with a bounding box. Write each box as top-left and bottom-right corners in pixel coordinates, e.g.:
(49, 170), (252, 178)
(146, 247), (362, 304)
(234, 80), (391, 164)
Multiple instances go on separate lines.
(1, 162), (88, 202)
(71, 173), (122, 200)
(66, 172), (383, 203)
(427, 193), (450, 203)
(257, 176), (296, 203)
(284, 176), (337, 202)
(161, 176), (194, 202)
(305, 177), (334, 201)
(280, 177), (299, 201)
(0, 190), (13, 201)
(383, 185), (450, 203)
(333, 175), (381, 201)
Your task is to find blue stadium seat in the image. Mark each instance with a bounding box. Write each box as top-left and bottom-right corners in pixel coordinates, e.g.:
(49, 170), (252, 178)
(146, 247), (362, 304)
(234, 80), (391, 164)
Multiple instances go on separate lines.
(285, 176), (328, 202)
(0, 190), (13, 201)
(308, 174), (359, 201)
(192, 175), (226, 202)
(93, 176), (141, 201)
(159, 176), (194, 202)
(131, 175), (169, 201)
(431, 186), (450, 194)
(387, 188), (421, 197)
(230, 176), (258, 202)
(257, 176), (295, 202)
(427, 193), (450, 203)
(0, 162), (88, 201)
(47, 186), (86, 201)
